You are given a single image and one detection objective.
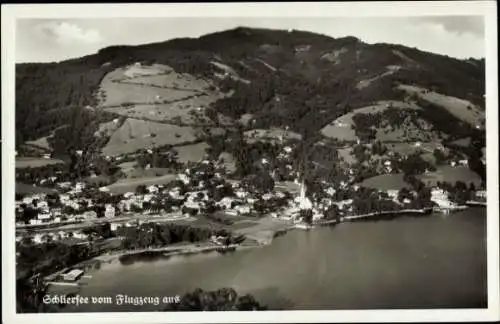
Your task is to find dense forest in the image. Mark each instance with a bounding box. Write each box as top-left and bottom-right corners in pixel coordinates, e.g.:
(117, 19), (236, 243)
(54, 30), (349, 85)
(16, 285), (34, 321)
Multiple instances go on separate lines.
(164, 287), (267, 311)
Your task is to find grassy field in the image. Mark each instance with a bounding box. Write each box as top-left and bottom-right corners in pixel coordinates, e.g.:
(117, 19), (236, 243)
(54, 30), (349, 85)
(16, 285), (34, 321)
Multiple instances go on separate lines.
(117, 161), (138, 176)
(106, 174), (177, 194)
(451, 137), (472, 147)
(16, 182), (57, 194)
(337, 147), (357, 164)
(103, 94), (219, 125)
(356, 65), (400, 90)
(244, 128), (302, 143)
(174, 142), (210, 164)
(360, 173), (411, 190)
(417, 166), (482, 187)
(16, 157), (65, 169)
(321, 100), (419, 141)
(98, 64), (225, 126)
(397, 84), (484, 126)
(25, 136), (52, 151)
(100, 82), (197, 107)
(386, 142), (448, 157)
(94, 120), (121, 138)
(101, 118), (198, 156)
(127, 167), (173, 179)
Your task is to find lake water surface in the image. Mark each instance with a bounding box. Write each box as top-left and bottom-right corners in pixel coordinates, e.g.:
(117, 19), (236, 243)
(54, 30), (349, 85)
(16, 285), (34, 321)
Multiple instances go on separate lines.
(62, 209), (487, 312)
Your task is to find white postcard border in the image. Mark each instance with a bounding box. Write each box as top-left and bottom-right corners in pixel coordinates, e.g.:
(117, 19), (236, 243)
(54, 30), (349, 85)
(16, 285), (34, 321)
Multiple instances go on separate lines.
(2, 1), (499, 323)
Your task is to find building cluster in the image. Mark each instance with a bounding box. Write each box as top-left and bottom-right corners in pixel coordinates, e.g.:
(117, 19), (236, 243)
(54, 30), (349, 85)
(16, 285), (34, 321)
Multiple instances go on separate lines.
(15, 181), (117, 226)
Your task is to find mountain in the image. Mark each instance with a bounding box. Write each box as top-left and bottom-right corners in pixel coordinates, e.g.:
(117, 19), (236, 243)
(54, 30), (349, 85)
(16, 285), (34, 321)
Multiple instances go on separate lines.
(16, 26), (485, 160)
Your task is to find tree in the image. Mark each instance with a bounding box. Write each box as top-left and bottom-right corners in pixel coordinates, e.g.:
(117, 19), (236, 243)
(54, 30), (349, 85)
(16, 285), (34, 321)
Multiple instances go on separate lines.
(324, 205), (340, 221)
(433, 148), (447, 165)
(398, 187), (413, 203)
(135, 184), (148, 195)
(300, 209), (313, 225)
(244, 172), (274, 193)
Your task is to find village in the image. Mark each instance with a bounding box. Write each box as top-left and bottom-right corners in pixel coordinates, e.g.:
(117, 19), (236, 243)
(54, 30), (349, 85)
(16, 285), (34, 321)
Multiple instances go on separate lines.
(15, 139), (487, 246)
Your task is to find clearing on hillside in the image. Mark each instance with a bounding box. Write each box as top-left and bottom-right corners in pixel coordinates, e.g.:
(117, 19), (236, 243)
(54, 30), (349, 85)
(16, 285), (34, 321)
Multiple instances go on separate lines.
(174, 142), (210, 164)
(360, 173), (411, 191)
(337, 147), (357, 164)
(244, 128), (302, 144)
(94, 119), (122, 138)
(25, 136), (52, 151)
(356, 65), (401, 90)
(101, 118), (198, 156)
(103, 94), (220, 125)
(451, 137), (472, 148)
(386, 142), (449, 157)
(16, 157), (65, 169)
(321, 100), (419, 141)
(106, 174), (177, 194)
(397, 84), (485, 126)
(98, 63), (228, 125)
(16, 182), (57, 195)
(417, 166), (482, 187)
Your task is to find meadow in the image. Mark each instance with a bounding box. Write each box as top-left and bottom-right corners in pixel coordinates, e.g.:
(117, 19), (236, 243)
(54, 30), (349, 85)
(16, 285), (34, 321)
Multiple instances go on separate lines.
(101, 118), (198, 156)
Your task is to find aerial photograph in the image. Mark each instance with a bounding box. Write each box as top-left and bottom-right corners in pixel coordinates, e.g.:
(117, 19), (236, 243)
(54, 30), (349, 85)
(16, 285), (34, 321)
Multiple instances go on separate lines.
(13, 15), (488, 313)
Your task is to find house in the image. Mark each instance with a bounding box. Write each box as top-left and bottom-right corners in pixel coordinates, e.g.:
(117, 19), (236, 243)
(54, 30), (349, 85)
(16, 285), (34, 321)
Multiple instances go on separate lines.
(458, 159), (469, 167)
(235, 190), (248, 199)
(76, 150), (83, 156)
(143, 194), (155, 203)
(99, 186), (110, 192)
(105, 204), (116, 218)
(42, 154), (51, 159)
(33, 233), (44, 243)
(123, 192), (135, 199)
(110, 223), (120, 231)
(83, 211), (97, 220)
(37, 213), (52, 221)
(386, 190), (399, 201)
(74, 182), (85, 193)
(178, 174), (190, 185)
(147, 185), (159, 194)
(431, 188), (456, 209)
(30, 219), (43, 226)
(53, 217), (61, 223)
(23, 196), (34, 205)
(58, 182), (72, 189)
(216, 197), (234, 210)
(450, 161), (457, 167)
(236, 205), (251, 215)
(283, 146), (293, 153)
(325, 187), (336, 196)
(476, 190), (487, 199)
(72, 232), (88, 240)
(262, 193), (273, 201)
(38, 200), (49, 209)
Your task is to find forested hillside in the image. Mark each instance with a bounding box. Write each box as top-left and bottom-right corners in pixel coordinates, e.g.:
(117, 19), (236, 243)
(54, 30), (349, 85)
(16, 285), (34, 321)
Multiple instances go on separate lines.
(16, 26), (485, 154)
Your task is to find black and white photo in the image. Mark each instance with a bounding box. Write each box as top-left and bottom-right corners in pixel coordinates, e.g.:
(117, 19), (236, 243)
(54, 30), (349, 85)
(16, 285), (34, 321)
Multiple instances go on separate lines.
(2, 2), (499, 323)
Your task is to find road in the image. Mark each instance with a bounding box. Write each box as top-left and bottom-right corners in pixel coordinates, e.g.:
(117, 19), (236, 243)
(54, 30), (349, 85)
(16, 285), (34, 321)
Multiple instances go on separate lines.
(16, 212), (193, 234)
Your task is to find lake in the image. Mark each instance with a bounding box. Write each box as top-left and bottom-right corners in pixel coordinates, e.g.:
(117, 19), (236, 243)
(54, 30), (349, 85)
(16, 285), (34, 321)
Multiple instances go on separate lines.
(60, 208), (487, 312)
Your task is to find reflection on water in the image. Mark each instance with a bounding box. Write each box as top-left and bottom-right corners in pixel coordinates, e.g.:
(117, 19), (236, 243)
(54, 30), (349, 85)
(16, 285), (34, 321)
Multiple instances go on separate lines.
(61, 209), (487, 312)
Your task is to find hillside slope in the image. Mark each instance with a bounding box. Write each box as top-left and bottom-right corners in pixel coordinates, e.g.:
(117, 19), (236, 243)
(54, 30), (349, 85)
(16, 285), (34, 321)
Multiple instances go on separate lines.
(16, 26), (485, 156)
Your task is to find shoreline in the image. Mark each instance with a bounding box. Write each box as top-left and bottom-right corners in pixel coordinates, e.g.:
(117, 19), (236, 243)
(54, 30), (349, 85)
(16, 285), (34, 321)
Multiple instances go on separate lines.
(45, 205), (485, 282)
